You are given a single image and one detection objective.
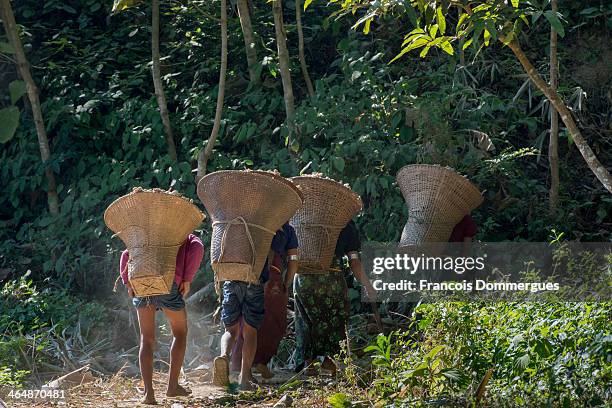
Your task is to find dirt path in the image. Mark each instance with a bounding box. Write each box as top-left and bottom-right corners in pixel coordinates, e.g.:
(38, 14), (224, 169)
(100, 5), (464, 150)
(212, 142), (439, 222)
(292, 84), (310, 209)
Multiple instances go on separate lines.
(4, 369), (340, 407)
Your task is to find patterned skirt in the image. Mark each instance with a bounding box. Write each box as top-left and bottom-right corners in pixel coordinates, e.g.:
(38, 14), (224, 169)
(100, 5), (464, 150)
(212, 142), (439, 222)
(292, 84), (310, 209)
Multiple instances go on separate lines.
(293, 271), (349, 367)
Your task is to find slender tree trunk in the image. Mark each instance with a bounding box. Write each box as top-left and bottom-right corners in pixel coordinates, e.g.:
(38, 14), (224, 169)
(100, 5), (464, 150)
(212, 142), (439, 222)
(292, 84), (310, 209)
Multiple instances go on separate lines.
(272, 0), (297, 148)
(1, 0), (59, 214)
(505, 39), (612, 194)
(196, 0), (227, 182)
(236, 0), (259, 84)
(295, 0), (314, 96)
(548, 0), (560, 212)
(151, 0), (177, 161)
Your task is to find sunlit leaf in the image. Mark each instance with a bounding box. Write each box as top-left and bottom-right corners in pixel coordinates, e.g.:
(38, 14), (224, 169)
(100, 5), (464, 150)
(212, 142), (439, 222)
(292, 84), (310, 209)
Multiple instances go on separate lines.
(511, 0), (519, 7)
(420, 45), (431, 57)
(440, 41), (454, 55)
(429, 24), (438, 38)
(456, 12), (468, 31)
(304, 0), (312, 11)
(112, 0), (144, 13)
(436, 7), (446, 34)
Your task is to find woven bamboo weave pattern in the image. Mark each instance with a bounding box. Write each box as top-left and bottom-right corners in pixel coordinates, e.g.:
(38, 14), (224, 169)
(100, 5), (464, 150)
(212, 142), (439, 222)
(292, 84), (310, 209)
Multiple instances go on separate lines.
(289, 175), (362, 273)
(396, 165), (483, 245)
(197, 170), (303, 284)
(104, 189), (205, 297)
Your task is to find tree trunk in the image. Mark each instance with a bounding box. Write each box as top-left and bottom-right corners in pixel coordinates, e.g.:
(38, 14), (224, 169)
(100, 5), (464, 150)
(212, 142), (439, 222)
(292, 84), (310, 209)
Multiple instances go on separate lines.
(1, 0), (59, 215)
(295, 0), (314, 96)
(151, 0), (177, 162)
(505, 39), (612, 194)
(236, 0), (259, 85)
(196, 0), (227, 182)
(272, 0), (297, 148)
(548, 0), (559, 212)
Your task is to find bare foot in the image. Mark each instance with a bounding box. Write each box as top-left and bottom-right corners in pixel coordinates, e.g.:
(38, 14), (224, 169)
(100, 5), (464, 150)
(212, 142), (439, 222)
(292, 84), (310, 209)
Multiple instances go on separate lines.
(141, 393), (157, 405)
(166, 384), (191, 397)
(254, 363), (274, 379)
(238, 374), (257, 391)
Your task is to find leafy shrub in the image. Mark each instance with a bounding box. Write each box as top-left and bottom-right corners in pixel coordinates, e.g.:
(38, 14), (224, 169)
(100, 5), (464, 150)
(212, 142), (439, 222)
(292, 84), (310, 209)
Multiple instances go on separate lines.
(364, 302), (612, 406)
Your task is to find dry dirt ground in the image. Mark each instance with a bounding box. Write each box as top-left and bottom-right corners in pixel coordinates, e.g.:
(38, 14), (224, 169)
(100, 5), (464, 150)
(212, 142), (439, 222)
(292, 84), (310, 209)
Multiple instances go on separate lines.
(2, 369), (349, 407)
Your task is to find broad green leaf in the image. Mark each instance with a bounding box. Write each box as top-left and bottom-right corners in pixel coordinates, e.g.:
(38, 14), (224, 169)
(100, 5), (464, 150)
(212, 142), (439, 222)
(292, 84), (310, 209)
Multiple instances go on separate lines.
(112, 0), (143, 13)
(426, 345), (445, 359)
(0, 42), (15, 54)
(429, 24), (438, 38)
(544, 10), (565, 37)
(0, 106), (20, 143)
(328, 393), (351, 408)
(406, 37), (430, 51)
(419, 45), (431, 57)
(456, 12), (468, 31)
(332, 156), (345, 172)
(304, 0), (312, 10)
(440, 41), (454, 55)
(462, 38), (473, 50)
(436, 7), (446, 34)
(403, 32), (429, 46)
(483, 28), (491, 46)
(9, 80), (27, 105)
(511, 0), (519, 7)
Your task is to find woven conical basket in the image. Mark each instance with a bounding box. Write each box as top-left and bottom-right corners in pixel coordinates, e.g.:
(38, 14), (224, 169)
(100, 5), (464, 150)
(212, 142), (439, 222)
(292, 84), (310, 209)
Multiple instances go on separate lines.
(396, 165), (483, 245)
(104, 188), (205, 297)
(289, 175), (362, 273)
(197, 170), (304, 284)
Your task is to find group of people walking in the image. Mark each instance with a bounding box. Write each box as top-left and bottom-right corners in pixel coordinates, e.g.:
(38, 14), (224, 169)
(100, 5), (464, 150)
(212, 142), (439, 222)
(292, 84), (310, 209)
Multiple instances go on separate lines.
(109, 166), (481, 404)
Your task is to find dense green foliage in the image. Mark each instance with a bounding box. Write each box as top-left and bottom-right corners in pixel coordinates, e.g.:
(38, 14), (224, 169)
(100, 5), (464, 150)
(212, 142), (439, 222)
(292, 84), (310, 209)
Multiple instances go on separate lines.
(0, 0), (610, 402)
(361, 301), (611, 406)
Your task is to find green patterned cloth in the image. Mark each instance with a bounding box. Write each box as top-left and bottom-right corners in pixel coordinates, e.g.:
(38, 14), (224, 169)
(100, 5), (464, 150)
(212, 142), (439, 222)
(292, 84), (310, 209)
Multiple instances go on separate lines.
(293, 272), (349, 367)
(293, 221), (361, 368)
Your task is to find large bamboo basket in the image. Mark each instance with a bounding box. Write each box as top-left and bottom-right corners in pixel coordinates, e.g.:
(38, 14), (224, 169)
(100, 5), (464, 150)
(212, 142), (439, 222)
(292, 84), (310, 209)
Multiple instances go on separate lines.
(104, 188), (205, 297)
(197, 170), (303, 284)
(289, 175), (362, 273)
(396, 165), (483, 245)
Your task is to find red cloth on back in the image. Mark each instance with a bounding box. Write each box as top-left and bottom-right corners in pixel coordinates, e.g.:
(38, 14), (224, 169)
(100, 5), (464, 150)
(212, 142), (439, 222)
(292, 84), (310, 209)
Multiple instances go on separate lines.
(119, 234), (204, 285)
(448, 215), (478, 242)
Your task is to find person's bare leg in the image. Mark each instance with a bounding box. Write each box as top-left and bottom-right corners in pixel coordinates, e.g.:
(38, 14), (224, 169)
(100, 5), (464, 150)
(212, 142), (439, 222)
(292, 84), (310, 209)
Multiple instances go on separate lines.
(136, 305), (157, 405)
(239, 322), (257, 389)
(162, 308), (190, 397)
(220, 322), (240, 358)
(213, 322), (240, 386)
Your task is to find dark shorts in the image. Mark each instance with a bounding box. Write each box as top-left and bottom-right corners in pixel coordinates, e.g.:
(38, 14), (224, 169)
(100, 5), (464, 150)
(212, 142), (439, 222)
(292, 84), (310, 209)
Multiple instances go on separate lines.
(132, 282), (185, 311)
(221, 281), (264, 329)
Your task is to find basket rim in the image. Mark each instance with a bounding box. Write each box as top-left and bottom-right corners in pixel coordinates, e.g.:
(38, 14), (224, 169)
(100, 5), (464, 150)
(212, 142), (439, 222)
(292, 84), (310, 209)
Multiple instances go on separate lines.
(396, 164), (483, 208)
(104, 190), (205, 235)
(248, 170), (305, 201)
(197, 170), (304, 207)
(290, 175), (363, 213)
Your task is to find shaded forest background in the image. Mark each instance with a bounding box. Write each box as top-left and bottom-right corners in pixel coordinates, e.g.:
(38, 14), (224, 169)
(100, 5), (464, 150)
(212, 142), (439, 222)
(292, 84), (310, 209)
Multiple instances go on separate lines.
(0, 0), (611, 405)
